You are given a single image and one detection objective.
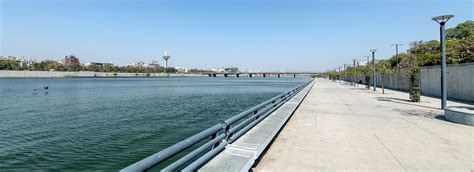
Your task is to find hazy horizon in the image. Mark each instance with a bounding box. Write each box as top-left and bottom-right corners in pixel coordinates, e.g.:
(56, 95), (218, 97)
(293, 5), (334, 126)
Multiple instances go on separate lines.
(1, 0), (472, 71)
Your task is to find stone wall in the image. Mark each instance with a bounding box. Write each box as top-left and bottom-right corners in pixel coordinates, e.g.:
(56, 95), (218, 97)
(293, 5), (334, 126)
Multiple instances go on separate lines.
(345, 63), (474, 102)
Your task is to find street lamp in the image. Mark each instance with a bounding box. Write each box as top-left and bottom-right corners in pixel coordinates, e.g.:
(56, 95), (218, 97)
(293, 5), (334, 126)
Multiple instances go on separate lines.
(390, 44), (403, 56)
(432, 15), (454, 109)
(391, 44), (403, 90)
(353, 59), (358, 86)
(366, 56), (370, 66)
(370, 49), (377, 91)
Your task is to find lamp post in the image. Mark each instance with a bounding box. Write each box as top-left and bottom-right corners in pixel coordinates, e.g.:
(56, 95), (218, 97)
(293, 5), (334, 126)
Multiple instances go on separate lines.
(366, 56), (370, 66)
(391, 44), (403, 90)
(390, 44), (403, 56)
(364, 56), (370, 89)
(370, 49), (377, 91)
(353, 59), (358, 86)
(432, 15), (454, 109)
(343, 64), (346, 81)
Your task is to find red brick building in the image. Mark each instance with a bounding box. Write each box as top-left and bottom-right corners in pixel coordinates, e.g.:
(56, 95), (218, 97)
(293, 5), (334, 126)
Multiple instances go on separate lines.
(65, 55), (80, 66)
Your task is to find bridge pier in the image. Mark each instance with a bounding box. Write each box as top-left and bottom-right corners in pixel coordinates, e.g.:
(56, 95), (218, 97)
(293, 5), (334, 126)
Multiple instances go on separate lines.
(236, 74), (239, 77)
(293, 74), (296, 78)
(278, 74), (280, 78)
(224, 73), (228, 77)
(213, 74), (217, 77)
(263, 74), (266, 78)
(249, 74), (253, 78)
(208, 74), (212, 77)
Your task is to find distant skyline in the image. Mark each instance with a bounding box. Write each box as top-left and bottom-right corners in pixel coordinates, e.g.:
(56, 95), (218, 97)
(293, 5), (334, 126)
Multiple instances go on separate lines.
(1, 0), (472, 71)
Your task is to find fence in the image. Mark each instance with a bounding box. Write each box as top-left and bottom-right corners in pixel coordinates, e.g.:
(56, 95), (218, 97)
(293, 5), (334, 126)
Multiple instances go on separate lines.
(120, 79), (313, 171)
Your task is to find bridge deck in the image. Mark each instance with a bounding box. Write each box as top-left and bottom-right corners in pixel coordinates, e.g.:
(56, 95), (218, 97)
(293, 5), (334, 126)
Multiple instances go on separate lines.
(254, 79), (473, 171)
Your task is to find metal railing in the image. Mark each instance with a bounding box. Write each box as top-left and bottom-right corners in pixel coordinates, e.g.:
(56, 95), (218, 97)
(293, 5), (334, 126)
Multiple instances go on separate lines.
(121, 79), (313, 172)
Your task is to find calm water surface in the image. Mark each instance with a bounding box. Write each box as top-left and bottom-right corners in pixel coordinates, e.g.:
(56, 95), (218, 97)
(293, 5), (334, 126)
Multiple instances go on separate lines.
(0, 77), (308, 170)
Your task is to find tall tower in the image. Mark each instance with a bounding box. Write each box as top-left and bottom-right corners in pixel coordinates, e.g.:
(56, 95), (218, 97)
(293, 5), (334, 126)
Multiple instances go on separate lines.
(162, 51), (170, 68)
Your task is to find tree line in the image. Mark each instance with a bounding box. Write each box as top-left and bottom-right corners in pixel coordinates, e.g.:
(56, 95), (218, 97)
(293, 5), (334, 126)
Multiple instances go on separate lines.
(328, 20), (473, 78)
(0, 60), (178, 73)
(327, 20), (473, 96)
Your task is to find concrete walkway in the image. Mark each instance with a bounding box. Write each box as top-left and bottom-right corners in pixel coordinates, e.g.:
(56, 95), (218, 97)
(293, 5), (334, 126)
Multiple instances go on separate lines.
(254, 79), (473, 172)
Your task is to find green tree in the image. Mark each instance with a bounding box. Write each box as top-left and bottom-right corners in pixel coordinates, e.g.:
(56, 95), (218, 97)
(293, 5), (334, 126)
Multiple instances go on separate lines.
(0, 60), (21, 70)
(446, 20), (474, 39)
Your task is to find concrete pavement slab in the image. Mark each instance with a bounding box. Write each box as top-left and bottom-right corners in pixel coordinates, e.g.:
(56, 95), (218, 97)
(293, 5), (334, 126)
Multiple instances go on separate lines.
(254, 79), (473, 172)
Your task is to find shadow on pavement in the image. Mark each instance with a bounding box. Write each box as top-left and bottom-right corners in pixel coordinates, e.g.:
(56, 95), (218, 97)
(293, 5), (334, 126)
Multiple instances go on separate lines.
(349, 87), (369, 91)
(434, 115), (450, 122)
(375, 97), (440, 110)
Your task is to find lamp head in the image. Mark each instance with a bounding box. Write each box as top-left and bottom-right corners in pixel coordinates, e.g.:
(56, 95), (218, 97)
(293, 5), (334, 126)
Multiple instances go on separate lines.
(369, 49), (377, 53)
(432, 15), (454, 25)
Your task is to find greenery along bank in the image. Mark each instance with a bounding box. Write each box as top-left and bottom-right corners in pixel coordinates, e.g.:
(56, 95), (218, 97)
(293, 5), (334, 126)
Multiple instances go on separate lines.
(328, 20), (473, 87)
(0, 59), (179, 73)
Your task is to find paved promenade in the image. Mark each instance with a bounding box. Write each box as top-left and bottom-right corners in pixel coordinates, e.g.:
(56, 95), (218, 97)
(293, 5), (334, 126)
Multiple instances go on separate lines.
(254, 79), (473, 171)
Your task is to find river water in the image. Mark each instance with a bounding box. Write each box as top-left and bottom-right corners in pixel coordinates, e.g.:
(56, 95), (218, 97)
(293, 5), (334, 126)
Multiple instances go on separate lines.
(0, 77), (308, 170)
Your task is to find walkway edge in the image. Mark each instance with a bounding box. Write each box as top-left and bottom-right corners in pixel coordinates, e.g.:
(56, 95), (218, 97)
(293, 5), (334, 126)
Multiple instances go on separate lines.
(199, 80), (315, 172)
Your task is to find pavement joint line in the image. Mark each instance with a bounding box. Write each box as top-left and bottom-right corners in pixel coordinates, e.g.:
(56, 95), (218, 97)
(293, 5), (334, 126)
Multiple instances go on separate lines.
(373, 133), (408, 172)
(223, 152), (252, 158)
(225, 146), (256, 157)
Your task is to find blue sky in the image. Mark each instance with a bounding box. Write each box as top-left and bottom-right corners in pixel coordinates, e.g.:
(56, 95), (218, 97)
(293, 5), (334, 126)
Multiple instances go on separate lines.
(1, 0), (472, 71)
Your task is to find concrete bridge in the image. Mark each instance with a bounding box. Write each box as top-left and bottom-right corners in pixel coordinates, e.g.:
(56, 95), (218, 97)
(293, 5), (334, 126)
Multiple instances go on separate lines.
(204, 72), (320, 78)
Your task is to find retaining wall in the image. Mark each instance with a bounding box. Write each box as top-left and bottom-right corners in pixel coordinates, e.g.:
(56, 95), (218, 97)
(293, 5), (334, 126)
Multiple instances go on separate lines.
(420, 63), (474, 102)
(0, 70), (205, 77)
(345, 63), (474, 102)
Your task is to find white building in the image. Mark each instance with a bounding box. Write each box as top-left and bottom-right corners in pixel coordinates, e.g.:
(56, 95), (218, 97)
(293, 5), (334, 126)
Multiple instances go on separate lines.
(175, 67), (189, 73)
(211, 67), (225, 73)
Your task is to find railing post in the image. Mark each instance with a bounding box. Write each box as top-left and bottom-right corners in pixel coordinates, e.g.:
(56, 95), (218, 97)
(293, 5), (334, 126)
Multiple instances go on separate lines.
(211, 133), (219, 149)
(223, 123), (231, 141)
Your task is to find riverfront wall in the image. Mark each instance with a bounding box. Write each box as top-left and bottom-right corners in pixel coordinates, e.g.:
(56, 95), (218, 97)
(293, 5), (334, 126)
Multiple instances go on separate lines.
(420, 63), (474, 102)
(0, 70), (205, 77)
(348, 63), (474, 102)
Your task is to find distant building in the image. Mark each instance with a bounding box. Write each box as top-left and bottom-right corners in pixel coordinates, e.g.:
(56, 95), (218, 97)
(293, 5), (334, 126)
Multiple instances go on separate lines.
(85, 62), (114, 67)
(19, 58), (35, 67)
(175, 67), (189, 73)
(136, 60), (145, 67)
(211, 67), (225, 73)
(64, 55), (80, 66)
(0, 56), (18, 61)
(149, 60), (160, 68)
(358, 60), (368, 66)
(225, 67), (238, 73)
(1, 56), (36, 67)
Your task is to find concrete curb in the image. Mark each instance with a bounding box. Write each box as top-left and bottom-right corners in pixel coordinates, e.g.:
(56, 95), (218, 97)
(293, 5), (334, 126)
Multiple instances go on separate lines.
(199, 80), (315, 172)
(445, 106), (474, 126)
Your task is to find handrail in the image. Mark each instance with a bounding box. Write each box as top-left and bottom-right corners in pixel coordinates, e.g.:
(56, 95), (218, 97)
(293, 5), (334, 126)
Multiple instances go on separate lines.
(121, 79), (313, 171)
